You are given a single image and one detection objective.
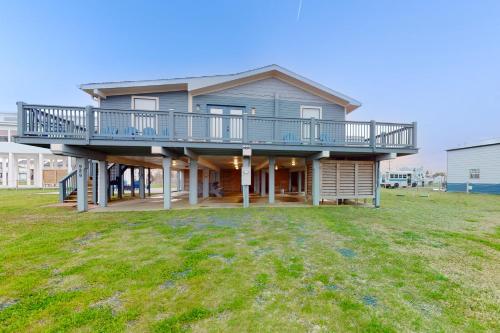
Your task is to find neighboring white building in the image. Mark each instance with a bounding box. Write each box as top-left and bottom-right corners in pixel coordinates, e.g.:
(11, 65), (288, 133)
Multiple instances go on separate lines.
(447, 139), (500, 194)
(0, 113), (72, 188)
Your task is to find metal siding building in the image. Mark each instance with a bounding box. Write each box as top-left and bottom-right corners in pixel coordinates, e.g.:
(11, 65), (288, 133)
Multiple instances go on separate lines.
(447, 140), (500, 194)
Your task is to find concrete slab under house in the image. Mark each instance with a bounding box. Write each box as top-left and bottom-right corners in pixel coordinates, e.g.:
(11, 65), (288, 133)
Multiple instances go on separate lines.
(14, 65), (418, 211)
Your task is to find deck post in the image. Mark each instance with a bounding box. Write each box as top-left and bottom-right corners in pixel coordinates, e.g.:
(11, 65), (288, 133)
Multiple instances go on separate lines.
(16, 102), (25, 136)
(242, 156), (251, 208)
(189, 159), (198, 205)
(412, 121), (418, 149)
(139, 167), (145, 199)
(130, 167), (135, 197)
(374, 160), (381, 208)
(268, 157), (275, 204)
(85, 105), (93, 143)
(76, 157), (88, 212)
(260, 170), (266, 196)
(298, 171), (302, 193)
(202, 168), (209, 198)
(312, 159), (320, 206)
(242, 113), (249, 143)
(98, 160), (108, 207)
(309, 119), (316, 145)
(169, 110), (175, 140)
(163, 157), (172, 209)
(370, 120), (376, 149)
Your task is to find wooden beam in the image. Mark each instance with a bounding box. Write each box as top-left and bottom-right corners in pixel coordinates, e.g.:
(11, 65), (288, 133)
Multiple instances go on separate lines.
(375, 153), (397, 161)
(93, 89), (107, 99)
(255, 160), (269, 171)
(106, 156), (159, 169)
(184, 148), (198, 160)
(198, 157), (220, 172)
(307, 151), (330, 161)
(151, 146), (178, 158)
(50, 144), (106, 160)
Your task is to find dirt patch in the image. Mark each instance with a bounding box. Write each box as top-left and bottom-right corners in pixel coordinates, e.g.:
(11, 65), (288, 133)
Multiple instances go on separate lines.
(91, 291), (123, 315)
(0, 299), (18, 311)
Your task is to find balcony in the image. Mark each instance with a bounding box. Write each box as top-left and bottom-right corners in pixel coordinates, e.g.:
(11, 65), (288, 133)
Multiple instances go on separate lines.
(16, 103), (417, 151)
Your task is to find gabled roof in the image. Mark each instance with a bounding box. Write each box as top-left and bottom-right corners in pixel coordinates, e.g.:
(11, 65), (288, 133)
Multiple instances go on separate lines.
(80, 65), (362, 112)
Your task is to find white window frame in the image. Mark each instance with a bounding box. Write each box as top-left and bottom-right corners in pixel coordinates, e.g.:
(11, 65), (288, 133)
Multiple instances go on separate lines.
(130, 96), (160, 133)
(300, 105), (322, 140)
(131, 96), (159, 111)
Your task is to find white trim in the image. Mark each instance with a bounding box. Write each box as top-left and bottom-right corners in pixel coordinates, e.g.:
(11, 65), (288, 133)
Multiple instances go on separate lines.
(130, 95), (159, 110)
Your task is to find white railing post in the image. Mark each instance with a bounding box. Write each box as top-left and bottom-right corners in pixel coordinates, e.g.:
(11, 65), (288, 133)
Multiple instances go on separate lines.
(412, 121), (417, 148)
(16, 101), (25, 137)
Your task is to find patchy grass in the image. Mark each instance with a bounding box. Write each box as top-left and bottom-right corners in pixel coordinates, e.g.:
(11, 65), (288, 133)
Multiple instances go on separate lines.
(0, 188), (499, 332)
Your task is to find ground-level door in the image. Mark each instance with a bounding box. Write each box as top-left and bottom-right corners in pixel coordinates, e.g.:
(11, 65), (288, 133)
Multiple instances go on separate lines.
(208, 105), (245, 141)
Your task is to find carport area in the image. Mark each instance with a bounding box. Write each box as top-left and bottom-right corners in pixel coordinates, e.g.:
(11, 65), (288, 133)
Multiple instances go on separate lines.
(50, 144), (384, 212)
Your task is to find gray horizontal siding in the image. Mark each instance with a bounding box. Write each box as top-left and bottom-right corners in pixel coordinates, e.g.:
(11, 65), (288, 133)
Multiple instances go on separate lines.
(100, 92), (188, 113)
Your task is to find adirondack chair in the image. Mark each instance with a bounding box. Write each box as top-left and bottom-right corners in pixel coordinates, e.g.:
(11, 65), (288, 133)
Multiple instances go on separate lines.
(282, 132), (301, 144)
(142, 127), (156, 136)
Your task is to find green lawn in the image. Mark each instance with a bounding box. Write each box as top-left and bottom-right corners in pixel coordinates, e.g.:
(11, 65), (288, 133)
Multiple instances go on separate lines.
(0, 189), (498, 332)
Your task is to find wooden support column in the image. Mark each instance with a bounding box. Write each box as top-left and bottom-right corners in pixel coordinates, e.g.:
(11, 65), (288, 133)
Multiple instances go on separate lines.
(374, 160), (381, 208)
(268, 157), (275, 204)
(98, 160), (108, 207)
(139, 167), (145, 199)
(8, 152), (16, 188)
(76, 158), (88, 212)
(312, 159), (320, 206)
(189, 159), (198, 205)
(91, 162), (98, 204)
(202, 168), (209, 198)
(148, 168), (151, 197)
(298, 171), (302, 193)
(36, 153), (44, 187)
(163, 157), (172, 209)
(260, 170), (266, 196)
(130, 167), (135, 196)
(254, 170), (260, 194)
(177, 170), (182, 191)
(117, 165), (123, 199)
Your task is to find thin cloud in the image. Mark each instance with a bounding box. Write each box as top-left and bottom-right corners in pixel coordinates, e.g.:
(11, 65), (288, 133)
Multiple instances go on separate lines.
(296, 0), (302, 21)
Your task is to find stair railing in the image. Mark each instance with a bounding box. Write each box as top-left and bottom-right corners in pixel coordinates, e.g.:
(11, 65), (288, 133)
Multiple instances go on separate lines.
(59, 169), (77, 202)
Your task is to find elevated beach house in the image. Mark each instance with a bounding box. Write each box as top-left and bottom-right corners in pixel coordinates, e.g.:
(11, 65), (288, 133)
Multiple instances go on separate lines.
(15, 65), (418, 211)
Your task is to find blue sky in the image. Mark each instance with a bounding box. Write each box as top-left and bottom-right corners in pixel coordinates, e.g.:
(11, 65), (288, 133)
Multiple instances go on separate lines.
(1, 0), (500, 171)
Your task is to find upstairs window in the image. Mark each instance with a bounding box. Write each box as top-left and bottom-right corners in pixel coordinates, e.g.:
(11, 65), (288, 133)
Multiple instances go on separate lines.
(131, 96), (159, 111)
(469, 168), (480, 179)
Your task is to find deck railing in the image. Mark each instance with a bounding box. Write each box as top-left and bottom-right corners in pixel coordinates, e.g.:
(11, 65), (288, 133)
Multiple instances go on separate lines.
(17, 103), (417, 149)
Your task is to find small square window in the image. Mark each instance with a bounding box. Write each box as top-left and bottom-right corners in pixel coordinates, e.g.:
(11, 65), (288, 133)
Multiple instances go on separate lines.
(469, 168), (480, 179)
